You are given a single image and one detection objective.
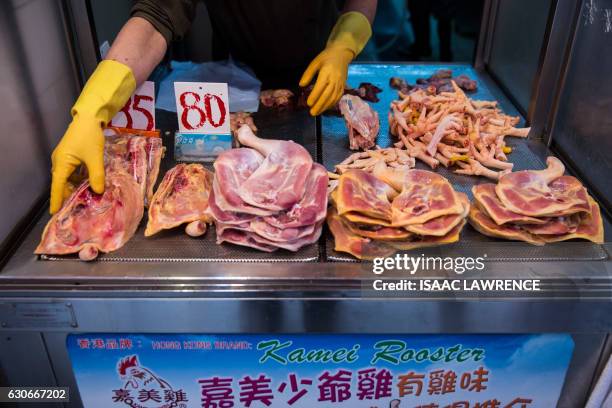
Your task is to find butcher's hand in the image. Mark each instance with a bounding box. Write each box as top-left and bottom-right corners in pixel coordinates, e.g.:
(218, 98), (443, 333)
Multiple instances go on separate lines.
(50, 60), (135, 214)
(299, 11), (372, 116)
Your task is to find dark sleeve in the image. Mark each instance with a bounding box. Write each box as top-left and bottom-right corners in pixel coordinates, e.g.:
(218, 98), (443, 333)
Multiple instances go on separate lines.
(131, 0), (198, 44)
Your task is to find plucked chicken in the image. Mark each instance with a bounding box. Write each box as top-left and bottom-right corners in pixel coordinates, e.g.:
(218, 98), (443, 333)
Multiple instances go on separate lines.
(145, 163), (214, 237)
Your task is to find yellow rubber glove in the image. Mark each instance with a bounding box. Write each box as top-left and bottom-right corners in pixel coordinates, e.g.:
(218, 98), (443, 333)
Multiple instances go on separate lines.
(50, 60), (136, 214)
(299, 11), (372, 116)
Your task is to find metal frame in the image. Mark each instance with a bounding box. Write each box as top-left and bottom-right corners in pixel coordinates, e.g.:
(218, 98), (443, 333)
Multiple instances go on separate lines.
(62, 0), (99, 83)
(474, 0), (583, 143)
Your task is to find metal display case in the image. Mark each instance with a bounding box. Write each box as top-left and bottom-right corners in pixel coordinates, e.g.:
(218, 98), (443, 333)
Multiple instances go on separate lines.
(0, 1), (611, 407)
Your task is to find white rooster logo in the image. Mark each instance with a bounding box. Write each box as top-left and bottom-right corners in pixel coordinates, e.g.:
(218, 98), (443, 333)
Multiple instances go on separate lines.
(118, 355), (172, 391)
(113, 355), (189, 408)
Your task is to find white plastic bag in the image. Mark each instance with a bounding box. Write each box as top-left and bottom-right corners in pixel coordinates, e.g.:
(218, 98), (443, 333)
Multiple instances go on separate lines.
(157, 58), (261, 113)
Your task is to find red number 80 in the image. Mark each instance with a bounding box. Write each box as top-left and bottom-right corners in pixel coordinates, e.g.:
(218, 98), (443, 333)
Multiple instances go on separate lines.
(179, 92), (226, 130)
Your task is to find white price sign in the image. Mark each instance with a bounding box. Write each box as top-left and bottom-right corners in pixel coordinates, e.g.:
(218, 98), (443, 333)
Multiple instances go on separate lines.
(109, 81), (155, 131)
(173, 82), (230, 134)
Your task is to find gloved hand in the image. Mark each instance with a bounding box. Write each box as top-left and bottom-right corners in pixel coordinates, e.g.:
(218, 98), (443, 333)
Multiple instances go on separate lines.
(50, 60), (136, 214)
(299, 11), (372, 116)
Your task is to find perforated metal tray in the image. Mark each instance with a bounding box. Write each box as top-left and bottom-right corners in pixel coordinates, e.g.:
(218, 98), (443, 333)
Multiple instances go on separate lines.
(323, 64), (609, 262)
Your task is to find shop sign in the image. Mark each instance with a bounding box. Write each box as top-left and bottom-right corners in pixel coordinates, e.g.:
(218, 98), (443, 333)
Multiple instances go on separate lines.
(67, 334), (573, 408)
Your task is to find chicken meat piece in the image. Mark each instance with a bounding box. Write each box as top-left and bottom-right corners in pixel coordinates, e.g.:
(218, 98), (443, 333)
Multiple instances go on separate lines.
(344, 82), (383, 103)
(206, 187), (257, 225)
(404, 192), (470, 236)
(335, 170), (397, 222)
(35, 172), (144, 260)
(262, 163), (328, 229)
(538, 197), (603, 244)
(327, 208), (396, 260)
(216, 221), (323, 252)
(213, 147), (274, 216)
(341, 217), (413, 241)
(472, 184), (548, 225)
(249, 219), (316, 243)
(338, 94), (380, 151)
(468, 205), (545, 245)
(389, 220), (466, 251)
(145, 164), (214, 237)
(372, 161), (464, 226)
(103, 129), (164, 205)
(495, 157), (590, 217)
(236, 125), (313, 211)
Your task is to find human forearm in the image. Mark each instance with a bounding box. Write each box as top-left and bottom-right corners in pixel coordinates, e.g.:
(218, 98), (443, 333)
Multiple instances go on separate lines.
(343, 0), (378, 24)
(105, 17), (167, 86)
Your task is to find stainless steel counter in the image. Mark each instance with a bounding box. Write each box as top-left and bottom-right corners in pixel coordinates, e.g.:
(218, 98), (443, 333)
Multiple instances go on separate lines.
(0, 64), (608, 344)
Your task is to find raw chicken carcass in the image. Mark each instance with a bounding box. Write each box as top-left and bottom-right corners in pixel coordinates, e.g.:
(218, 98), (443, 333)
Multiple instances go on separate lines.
(539, 197), (603, 244)
(213, 147), (273, 216)
(472, 183), (548, 225)
(404, 193), (470, 236)
(236, 125), (313, 211)
(327, 208), (396, 260)
(341, 218), (412, 241)
(145, 164), (214, 237)
(102, 128), (164, 205)
(468, 205), (545, 245)
(216, 221), (323, 252)
(335, 170), (396, 221)
(389, 220), (466, 251)
(206, 188), (257, 225)
(262, 163), (328, 229)
(372, 162), (464, 226)
(209, 131), (325, 253)
(338, 94), (380, 150)
(495, 157), (590, 217)
(35, 172), (144, 260)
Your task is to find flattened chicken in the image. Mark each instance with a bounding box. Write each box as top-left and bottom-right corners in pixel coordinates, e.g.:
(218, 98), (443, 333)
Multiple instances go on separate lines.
(468, 205), (545, 245)
(495, 157), (589, 217)
(473, 183), (548, 225)
(404, 193), (470, 236)
(335, 170), (396, 221)
(327, 208), (396, 260)
(327, 163), (469, 260)
(236, 125), (313, 211)
(469, 157), (603, 245)
(372, 161), (464, 226)
(36, 131), (163, 260)
(35, 172), (144, 260)
(145, 164), (214, 237)
(209, 127), (327, 252)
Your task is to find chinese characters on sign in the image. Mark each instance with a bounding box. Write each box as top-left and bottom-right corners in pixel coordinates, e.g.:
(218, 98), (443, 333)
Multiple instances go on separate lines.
(66, 334), (574, 408)
(195, 367), (530, 407)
